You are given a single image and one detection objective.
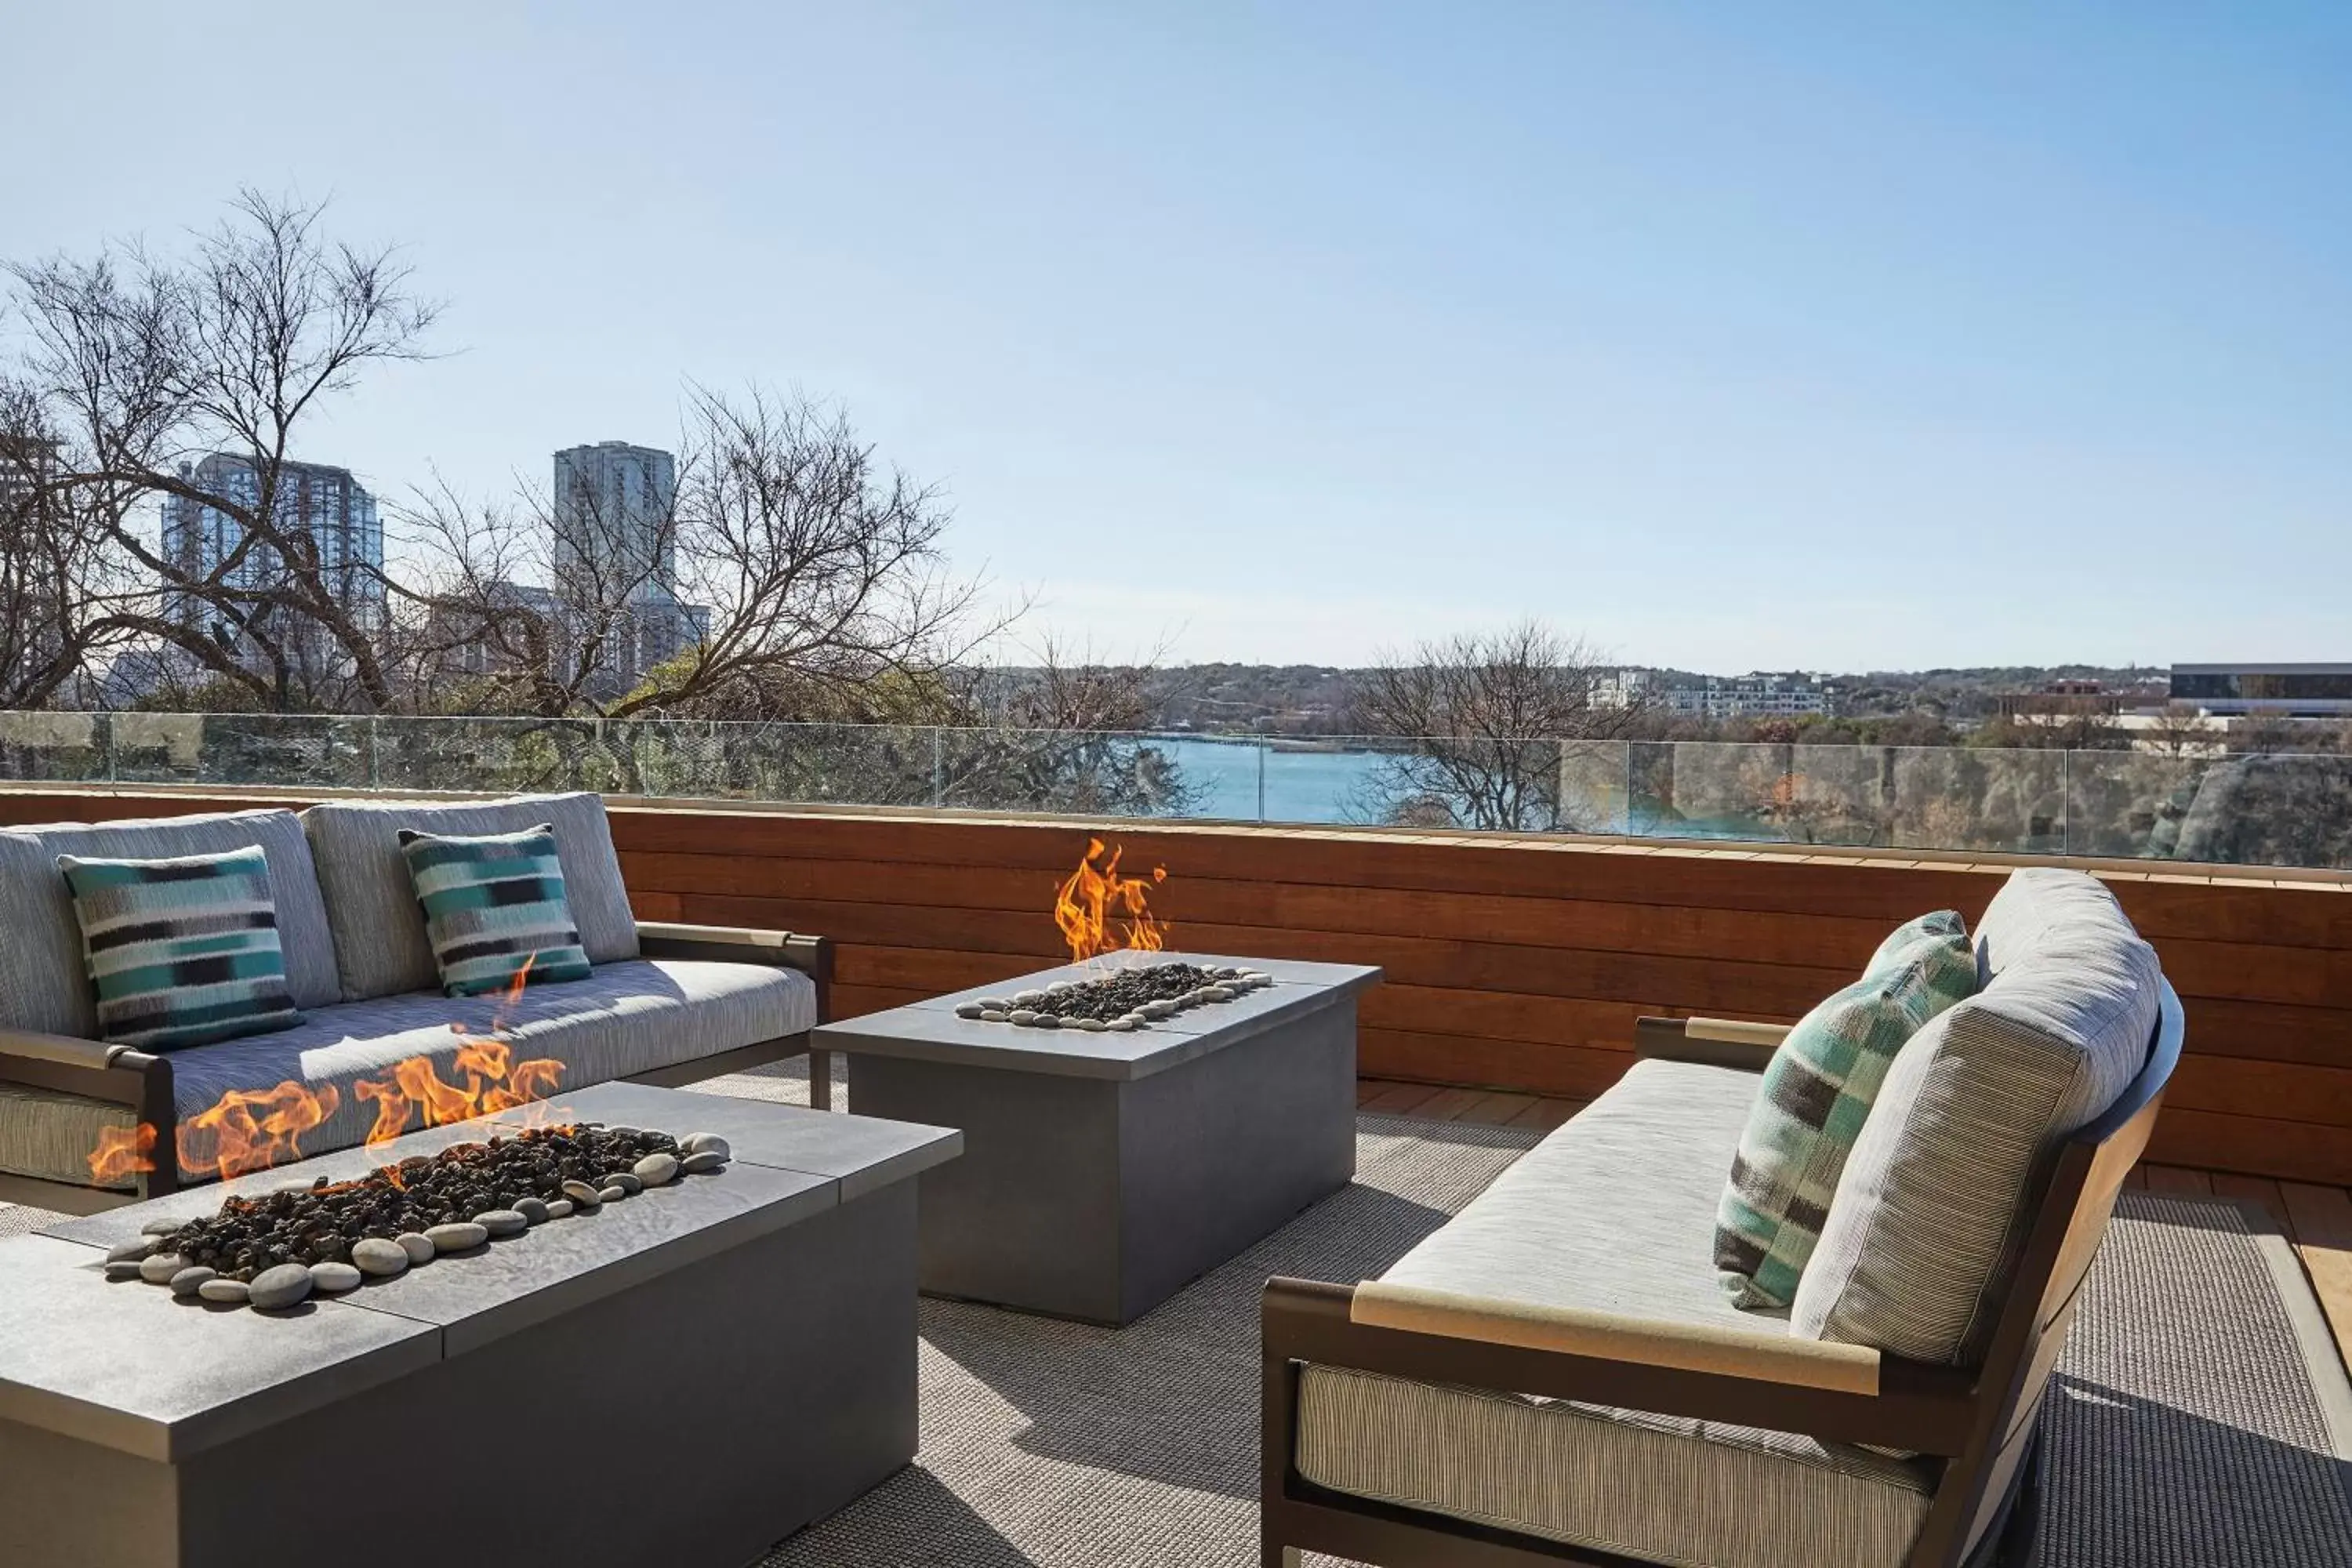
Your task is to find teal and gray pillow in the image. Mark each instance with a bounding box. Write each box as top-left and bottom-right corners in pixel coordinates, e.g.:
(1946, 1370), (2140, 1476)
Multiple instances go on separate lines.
(398, 823), (593, 998)
(56, 845), (303, 1051)
(1714, 911), (1978, 1309)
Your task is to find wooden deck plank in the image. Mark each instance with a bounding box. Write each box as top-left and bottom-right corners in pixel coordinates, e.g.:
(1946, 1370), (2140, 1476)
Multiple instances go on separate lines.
(1458, 1091), (1540, 1126)
(2278, 1183), (2352, 1374)
(1360, 1081), (1446, 1116)
(2143, 1165), (2215, 1196)
(1409, 1087), (1495, 1123)
(2209, 1173), (2296, 1240)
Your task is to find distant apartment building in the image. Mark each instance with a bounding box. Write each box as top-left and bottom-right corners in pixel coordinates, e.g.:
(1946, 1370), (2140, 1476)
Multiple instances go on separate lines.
(2169, 663), (2352, 717)
(158, 453), (386, 669)
(550, 441), (699, 690)
(1597, 668), (1834, 720)
(0, 436), (67, 693)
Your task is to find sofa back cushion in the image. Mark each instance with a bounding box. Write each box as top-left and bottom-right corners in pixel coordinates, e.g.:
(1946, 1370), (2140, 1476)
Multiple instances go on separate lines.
(58, 845), (305, 1050)
(302, 793), (637, 1001)
(1791, 869), (2161, 1364)
(399, 824), (594, 997)
(1715, 911), (1977, 1309)
(0, 808), (338, 1039)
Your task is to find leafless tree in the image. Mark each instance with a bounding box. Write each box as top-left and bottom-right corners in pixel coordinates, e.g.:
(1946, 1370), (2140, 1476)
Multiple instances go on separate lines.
(400, 385), (1002, 723)
(6, 189), (438, 710)
(0, 382), (132, 706)
(1348, 620), (1648, 830)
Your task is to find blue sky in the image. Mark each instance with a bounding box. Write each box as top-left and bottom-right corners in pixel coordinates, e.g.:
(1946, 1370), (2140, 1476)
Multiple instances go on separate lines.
(5, 2), (2347, 670)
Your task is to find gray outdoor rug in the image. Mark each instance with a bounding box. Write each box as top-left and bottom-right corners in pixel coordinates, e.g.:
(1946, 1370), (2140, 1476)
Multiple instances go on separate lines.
(7, 1062), (2349, 1566)
(2035, 1192), (2352, 1568)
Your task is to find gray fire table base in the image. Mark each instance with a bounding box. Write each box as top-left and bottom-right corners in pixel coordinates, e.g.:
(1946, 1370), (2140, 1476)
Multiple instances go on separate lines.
(0, 1083), (961, 1568)
(3, 1185), (914, 1568)
(830, 955), (1374, 1326)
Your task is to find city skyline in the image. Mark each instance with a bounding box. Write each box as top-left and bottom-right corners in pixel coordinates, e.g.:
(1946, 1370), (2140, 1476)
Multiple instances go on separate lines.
(7, 4), (2347, 671)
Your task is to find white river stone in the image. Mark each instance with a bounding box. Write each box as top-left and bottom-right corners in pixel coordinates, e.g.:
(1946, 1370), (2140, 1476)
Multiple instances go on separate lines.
(249, 1264), (313, 1310)
(351, 1238), (410, 1277)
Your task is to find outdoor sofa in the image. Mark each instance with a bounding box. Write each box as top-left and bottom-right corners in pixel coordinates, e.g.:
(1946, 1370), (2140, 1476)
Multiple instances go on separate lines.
(0, 791), (830, 1214)
(1262, 866), (2182, 1568)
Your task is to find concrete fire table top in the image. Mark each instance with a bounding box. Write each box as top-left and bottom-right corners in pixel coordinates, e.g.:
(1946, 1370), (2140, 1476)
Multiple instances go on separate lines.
(811, 951), (1383, 1080)
(0, 1083), (959, 1461)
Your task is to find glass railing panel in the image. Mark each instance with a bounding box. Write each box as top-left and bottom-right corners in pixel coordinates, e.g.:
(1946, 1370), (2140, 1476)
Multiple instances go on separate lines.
(0, 710), (2343, 870)
(1883, 746), (2068, 855)
(2069, 749), (2352, 869)
(0, 710), (114, 782)
(1319, 735), (1573, 831)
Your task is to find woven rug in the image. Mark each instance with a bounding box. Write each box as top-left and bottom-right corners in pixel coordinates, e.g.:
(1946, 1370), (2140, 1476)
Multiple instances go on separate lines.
(8, 1062), (2349, 1566)
(2038, 1192), (2352, 1567)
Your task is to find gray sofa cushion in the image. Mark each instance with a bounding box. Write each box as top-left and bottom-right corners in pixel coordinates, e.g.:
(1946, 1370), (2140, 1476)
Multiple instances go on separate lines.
(1296, 1367), (1932, 1568)
(302, 793), (639, 1001)
(0, 808), (338, 1038)
(1301, 1058), (1933, 1568)
(1792, 869), (2162, 1364)
(1381, 1056), (1774, 1331)
(0, 1080), (142, 1191)
(167, 959), (815, 1170)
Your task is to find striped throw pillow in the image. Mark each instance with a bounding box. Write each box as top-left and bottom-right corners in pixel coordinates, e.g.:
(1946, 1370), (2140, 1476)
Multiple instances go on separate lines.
(56, 846), (303, 1051)
(1714, 911), (1977, 1309)
(398, 823), (593, 998)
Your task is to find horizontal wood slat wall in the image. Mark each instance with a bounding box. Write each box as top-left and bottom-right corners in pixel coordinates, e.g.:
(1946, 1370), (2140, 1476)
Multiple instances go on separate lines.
(2, 789), (2347, 1183)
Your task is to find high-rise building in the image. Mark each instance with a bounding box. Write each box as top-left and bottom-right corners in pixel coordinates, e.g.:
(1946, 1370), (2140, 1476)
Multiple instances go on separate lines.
(160, 453), (386, 644)
(552, 441), (677, 600)
(550, 441), (695, 688)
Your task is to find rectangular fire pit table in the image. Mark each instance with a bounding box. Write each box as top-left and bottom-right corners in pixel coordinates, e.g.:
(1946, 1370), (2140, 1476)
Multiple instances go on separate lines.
(0, 1082), (959, 1568)
(813, 952), (1378, 1325)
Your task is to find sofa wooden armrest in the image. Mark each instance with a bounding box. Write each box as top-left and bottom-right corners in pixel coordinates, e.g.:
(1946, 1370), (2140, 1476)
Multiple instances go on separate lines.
(1632, 1014), (1791, 1071)
(0, 1027), (181, 1206)
(1261, 1276), (1975, 1459)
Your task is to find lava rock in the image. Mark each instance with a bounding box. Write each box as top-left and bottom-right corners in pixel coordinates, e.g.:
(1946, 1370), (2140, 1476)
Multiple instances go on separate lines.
(679, 1150), (728, 1174)
(425, 1221), (488, 1254)
(396, 1232), (436, 1265)
(546, 1199), (575, 1218)
(474, 1209), (528, 1237)
(198, 1278), (250, 1305)
(249, 1264), (314, 1311)
(169, 1266), (217, 1297)
(352, 1238), (410, 1277)
(106, 1237), (161, 1265)
(633, 1152), (680, 1186)
(561, 1179), (603, 1208)
(514, 1196), (550, 1225)
(309, 1261), (363, 1294)
(138, 1252), (189, 1284)
(103, 1261), (143, 1282)
(597, 1185), (626, 1203)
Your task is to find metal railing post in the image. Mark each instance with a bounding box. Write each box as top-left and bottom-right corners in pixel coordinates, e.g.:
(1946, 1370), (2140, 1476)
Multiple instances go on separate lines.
(932, 728), (945, 808)
(1256, 742), (1268, 822)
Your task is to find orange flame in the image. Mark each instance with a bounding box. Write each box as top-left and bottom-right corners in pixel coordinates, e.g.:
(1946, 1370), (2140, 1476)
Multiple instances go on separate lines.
(176, 1080), (343, 1181)
(88, 1121), (158, 1184)
(85, 956), (569, 1185)
(1054, 837), (1169, 962)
